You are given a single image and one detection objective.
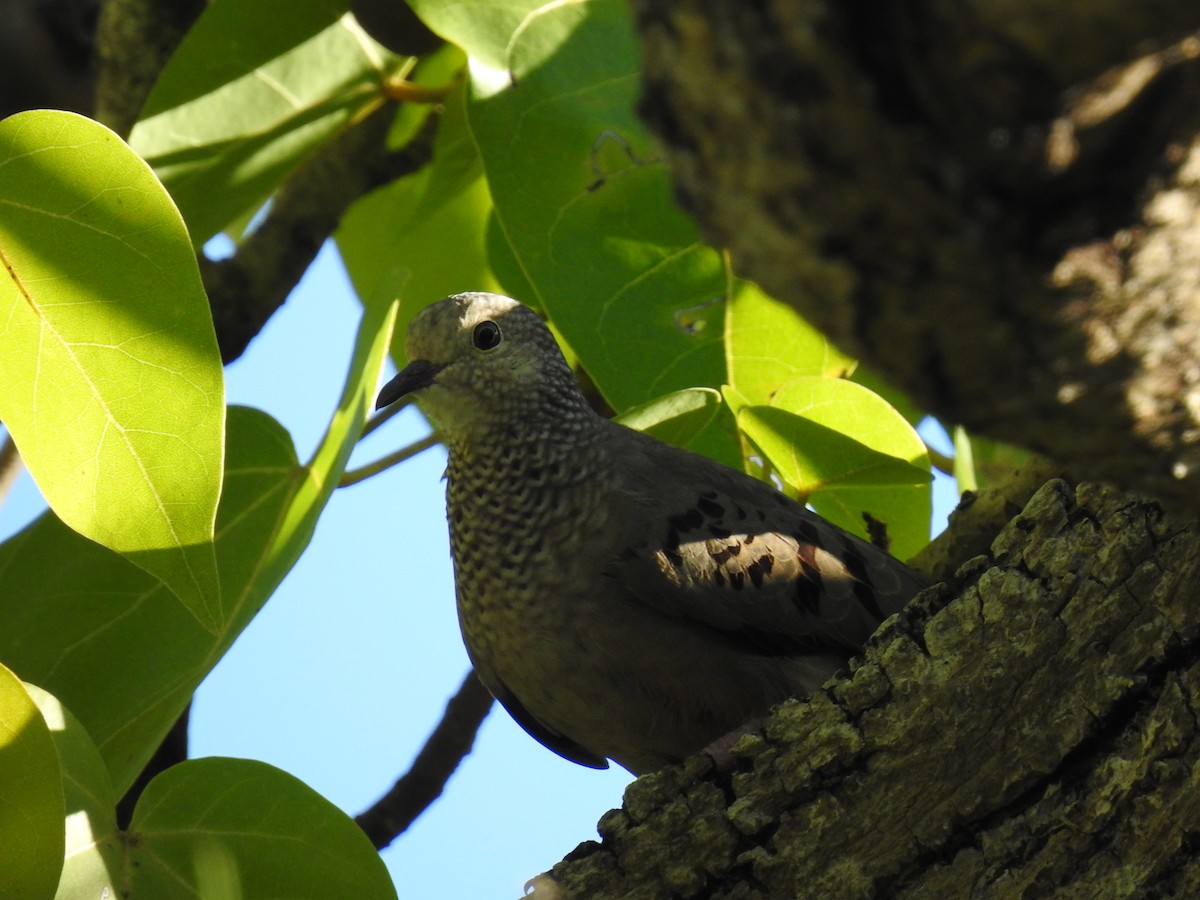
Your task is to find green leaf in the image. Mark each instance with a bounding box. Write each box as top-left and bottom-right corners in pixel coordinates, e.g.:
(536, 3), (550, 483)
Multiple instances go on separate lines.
(130, 0), (403, 243)
(849, 365), (925, 427)
(426, 0), (728, 411)
(0, 110), (225, 631)
(953, 426), (1031, 492)
(409, 0), (545, 69)
(127, 758), (396, 900)
(485, 208), (537, 300)
(953, 424), (978, 493)
(0, 411), (283, 797)
(0, 666), (64, 900)
(337, 84), (499, 350)
(22, 686), (120, 900)
(0, 302), (399, 795)
(615, 388), (721, 447)
(726, 280), (855, 404)
(739, 378), (932, 558)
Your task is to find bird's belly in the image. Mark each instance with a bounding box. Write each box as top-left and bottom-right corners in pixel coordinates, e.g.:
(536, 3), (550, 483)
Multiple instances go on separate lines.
(460, 589), (841, 774)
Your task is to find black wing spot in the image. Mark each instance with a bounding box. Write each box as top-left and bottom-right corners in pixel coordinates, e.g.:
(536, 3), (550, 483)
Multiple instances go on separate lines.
(668, 509), (705, 532)
(697, 496), (725, 518)
(795, 574), (822, 614)
(793, 520), (821, 547)
(663, 548), (684, 568)
(730, 571), (745, 590)
(746, 556), (773, 588)
(800, 559), (824, 590)
(840, 541), (869, 580)
(733, 504), (747, 520)
(710, 545), (735, 564)
(665, 529), (681, 550)
(709, 525), (732, 539)
(712, 568), (726, 586)
(853, 581), (885, 619)
(743, 534), (756, 546)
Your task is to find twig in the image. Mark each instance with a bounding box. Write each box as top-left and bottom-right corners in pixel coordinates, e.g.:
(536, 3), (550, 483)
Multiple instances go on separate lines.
(926, 444), (955, 478)
(361, 394), (411, 440)
(0, 432), (22, 510)
(340, 432), (440, 487)
(355, 671), (494, 849)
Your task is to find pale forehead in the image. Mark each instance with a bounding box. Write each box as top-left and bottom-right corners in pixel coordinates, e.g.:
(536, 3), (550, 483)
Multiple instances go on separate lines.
(406, 292), (527, 356)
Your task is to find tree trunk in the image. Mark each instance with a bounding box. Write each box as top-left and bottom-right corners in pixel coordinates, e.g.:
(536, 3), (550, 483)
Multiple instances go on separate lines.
(631, 0), (1200, 510)
(535, 4), (1200, 896)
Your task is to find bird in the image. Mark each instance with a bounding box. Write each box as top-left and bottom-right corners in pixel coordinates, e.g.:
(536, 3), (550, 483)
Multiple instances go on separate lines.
(376, 292), (928, 775)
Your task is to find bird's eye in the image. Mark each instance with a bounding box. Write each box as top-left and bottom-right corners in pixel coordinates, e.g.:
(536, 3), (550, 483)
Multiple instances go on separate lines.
(472, 320), (502, 351)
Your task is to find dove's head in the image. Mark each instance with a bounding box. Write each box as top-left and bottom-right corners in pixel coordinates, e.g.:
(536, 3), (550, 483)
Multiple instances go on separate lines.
(376, 292), (588, 437)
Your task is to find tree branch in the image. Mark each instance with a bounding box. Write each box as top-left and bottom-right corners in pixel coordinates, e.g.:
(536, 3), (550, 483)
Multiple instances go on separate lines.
(356, 670), (494, 850)
(94, 0), (205, 136)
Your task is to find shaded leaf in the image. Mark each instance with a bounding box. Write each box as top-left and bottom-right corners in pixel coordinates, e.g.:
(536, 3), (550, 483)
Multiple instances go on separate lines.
(417, 0), (729, 411)
(131, 0), (403, 242)
(127, 758), (396, 900)
(615, 388), (722, 448)
(337, 81), (499, 352)
(954, 426), (1032, 492)
(23, 686), (120, 900)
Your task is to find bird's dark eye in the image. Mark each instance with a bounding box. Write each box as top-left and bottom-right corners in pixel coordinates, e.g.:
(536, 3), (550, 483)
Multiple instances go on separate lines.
(472, 320), (502, 351)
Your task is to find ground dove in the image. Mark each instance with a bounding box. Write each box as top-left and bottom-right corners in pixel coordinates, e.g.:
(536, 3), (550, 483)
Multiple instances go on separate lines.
(377, 292), (928, 775)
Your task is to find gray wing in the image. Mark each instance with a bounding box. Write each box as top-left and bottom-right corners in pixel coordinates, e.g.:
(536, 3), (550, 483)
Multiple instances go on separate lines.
(606, 428), (928, 655)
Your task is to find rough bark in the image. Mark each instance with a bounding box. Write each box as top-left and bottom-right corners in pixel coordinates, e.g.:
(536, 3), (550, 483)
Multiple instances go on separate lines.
(540, 478), (1200, 898)
(632, 0), (1200, 511)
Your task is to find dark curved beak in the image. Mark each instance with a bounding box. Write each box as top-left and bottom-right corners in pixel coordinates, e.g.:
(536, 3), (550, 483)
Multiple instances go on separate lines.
(376, 359), (445, 410)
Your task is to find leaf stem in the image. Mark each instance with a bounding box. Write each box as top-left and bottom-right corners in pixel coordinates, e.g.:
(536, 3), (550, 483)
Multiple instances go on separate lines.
(382, 77), (456, 104)
(339, 432), (441, 487)
(927, 443), (955, 477)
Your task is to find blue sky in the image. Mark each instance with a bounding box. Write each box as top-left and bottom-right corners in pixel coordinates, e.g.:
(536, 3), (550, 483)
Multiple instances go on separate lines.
(0, 244), (957, 898)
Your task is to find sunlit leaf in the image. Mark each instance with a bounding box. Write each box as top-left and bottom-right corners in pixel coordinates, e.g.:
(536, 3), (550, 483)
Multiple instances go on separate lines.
(0, 302), (398, 795)
(726, 280), (854, 404)
(0, 666), (63, 900)
(616, 388), (721, 447)
(0, 110), (224, 629)
(739, 378), (932, 557)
